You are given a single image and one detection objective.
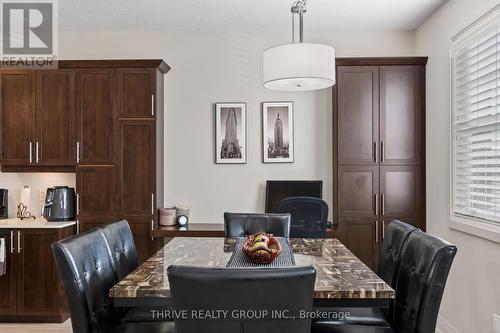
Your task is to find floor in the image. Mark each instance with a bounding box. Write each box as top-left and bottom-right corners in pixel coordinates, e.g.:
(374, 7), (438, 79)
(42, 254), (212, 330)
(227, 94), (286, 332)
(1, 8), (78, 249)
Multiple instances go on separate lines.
(0, 320), (72, 333)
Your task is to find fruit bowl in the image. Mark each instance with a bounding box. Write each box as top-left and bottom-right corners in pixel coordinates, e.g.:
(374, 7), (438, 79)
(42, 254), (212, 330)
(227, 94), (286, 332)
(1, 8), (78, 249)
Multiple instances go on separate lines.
(242, 233), (282, 264)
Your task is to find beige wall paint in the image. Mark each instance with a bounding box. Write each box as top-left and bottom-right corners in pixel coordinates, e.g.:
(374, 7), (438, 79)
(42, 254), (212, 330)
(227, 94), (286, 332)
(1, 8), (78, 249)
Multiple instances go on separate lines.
(415, 0), (500, 332)
(56, 30), (414, 222)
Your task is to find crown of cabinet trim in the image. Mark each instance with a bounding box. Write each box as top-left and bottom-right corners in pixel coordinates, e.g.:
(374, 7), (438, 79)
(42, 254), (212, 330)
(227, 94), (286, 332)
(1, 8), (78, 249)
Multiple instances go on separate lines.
(336, 57), (428, 66)
(56, 59), (170, 74)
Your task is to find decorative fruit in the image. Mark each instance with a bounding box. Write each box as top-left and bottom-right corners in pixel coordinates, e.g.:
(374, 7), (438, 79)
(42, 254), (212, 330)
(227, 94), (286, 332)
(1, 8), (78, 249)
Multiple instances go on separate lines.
(242, 233), (282, 264)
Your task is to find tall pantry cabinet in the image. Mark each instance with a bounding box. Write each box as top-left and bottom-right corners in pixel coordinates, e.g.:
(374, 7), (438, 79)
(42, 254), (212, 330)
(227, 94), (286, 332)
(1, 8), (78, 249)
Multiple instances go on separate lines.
(333, 58), (427, 270)
(0, 60), (170, 264)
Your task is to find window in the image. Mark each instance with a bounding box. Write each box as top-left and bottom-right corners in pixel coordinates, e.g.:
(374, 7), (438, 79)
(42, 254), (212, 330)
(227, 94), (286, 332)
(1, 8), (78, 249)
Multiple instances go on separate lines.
(451, 7), (500, 226)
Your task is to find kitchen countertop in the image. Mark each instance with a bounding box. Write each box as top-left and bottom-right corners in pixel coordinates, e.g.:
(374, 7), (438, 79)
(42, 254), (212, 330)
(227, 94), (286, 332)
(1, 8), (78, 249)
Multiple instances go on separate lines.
(0, 217), (76, 229)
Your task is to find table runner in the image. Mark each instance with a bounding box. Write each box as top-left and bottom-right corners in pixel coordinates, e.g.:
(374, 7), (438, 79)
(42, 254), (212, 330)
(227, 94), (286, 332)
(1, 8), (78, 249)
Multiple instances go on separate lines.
(226, 237), (296, 268)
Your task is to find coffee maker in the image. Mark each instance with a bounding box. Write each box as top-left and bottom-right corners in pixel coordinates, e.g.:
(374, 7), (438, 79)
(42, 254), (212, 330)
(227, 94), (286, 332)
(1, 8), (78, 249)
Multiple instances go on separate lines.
(43, 186), (76, 221)
(0, 189), (7, 219)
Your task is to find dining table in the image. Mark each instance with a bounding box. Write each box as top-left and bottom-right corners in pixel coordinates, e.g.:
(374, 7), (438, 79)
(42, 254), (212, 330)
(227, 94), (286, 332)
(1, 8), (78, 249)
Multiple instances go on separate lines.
(110, 237), (394, 308)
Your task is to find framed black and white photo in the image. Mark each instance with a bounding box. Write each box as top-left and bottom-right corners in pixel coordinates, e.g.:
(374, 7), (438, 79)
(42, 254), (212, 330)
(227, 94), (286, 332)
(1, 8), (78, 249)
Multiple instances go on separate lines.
(215, 103), (247, 164)
(262, 101), (294, 163)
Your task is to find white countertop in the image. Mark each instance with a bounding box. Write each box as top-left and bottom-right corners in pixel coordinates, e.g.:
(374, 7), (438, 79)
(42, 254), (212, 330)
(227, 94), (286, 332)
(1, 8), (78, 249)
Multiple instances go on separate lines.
(0, 217), (76, 229)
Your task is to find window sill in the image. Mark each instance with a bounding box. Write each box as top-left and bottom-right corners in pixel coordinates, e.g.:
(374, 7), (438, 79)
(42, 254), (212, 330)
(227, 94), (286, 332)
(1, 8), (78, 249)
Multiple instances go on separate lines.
(450, 216), (500, 244)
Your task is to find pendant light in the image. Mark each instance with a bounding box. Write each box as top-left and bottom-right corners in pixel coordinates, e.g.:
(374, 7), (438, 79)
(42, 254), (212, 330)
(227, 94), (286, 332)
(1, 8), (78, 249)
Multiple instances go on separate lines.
(263, 0), (336, 91)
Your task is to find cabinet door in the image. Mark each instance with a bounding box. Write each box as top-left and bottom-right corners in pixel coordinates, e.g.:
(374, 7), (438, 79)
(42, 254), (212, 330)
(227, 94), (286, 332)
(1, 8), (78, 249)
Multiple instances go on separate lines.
(379, 66), (424, 165)
(338, 166), (379, 217)
(337, 66), (379, 165)
(125, 218), (154, 263)
(338, 218), (380, 270)
(380, 166), (422, 218)
(76, 70), (116, 164)
(117, 120), (155, 217)
(0, 70), (35, 164)
(36, 70), (76, 165)
(0, 229), (17, 315)
(76, 166), (116, 219)
(16, 229), (59, 315)
(118, 69), (156, 118)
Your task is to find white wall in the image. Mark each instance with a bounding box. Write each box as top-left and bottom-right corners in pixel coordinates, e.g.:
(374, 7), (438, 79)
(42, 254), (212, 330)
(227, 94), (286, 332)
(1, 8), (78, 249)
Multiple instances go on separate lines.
(415, 1), (500, 332)
(57, 30), (414, 222)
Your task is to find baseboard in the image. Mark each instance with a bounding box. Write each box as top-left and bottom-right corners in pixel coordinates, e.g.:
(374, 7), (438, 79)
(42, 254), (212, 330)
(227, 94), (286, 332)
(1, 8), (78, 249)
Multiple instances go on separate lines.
(436, 314), (461, 333)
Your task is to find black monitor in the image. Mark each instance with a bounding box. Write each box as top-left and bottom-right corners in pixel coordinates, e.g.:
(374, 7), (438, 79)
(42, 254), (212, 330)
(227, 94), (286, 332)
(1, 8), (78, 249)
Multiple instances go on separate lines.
(265, 180), (323, 213)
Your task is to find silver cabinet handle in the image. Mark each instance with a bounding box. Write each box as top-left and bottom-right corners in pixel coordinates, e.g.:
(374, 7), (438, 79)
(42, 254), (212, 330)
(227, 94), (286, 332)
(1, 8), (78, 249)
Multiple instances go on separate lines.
(35, 142), (39, 163)
(76, 142), (80, 163)
(374, 194), (379, 216)
(381, 141), (385, 163)
(151, 193), (154, 216)
(382, 222), (385, 240)
(381, 194), (385, 216)
(17, 231), (21, 253)
(29, 142), (32, 163)
(151, 94), (155, 116)
(10, 231), (14, 254)
(373, 142), (377, 163)
(76, 220), (80, 234)
(76, 193), (80, 215)
(151, 219), (154, 240)
(375, 221), (379, 243)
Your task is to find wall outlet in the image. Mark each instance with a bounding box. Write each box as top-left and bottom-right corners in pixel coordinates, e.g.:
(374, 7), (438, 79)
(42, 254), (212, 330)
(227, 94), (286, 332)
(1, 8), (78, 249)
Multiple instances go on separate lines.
(494, 313), (500, 333)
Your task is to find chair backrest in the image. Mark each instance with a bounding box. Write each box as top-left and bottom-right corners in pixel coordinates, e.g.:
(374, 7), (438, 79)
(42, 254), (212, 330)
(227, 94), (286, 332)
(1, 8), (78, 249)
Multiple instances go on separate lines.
(377, 220), (417, 287)
(224, 212), (291, 238)
(168, 266), (316, 333)
(51, 228), (119, 333)
(98, 220), (139, 281)
(276, 196), (328, 238)
(393, 230), (457, 333)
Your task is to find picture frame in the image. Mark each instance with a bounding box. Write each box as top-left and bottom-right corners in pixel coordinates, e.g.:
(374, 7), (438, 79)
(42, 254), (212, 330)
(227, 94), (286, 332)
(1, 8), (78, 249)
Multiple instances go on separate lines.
(215, 102), (247, 164)
(262, 101), (294, 163)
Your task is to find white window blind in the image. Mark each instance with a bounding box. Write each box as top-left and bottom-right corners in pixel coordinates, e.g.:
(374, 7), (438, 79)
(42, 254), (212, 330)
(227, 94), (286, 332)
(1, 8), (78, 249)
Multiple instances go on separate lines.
(452, 9), (500, 225)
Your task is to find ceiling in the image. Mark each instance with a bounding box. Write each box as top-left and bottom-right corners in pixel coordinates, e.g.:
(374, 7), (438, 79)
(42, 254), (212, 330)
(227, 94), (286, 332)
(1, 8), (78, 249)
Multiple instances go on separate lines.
(60, 0), (447, 32)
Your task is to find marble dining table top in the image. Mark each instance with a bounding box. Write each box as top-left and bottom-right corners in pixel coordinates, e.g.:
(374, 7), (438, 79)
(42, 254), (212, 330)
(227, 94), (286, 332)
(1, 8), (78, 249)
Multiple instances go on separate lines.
(110, 237), (394, 300)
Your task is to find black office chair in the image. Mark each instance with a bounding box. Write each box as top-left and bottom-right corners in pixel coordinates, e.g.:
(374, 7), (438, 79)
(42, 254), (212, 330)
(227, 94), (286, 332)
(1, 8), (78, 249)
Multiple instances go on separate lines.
(311, 229), (457, 333)
(223, 212), (291, 237)
(52, 228), (174, 333)
(313, 220), (417, 327)
(98, 220), (139, 281)
(276, 196), (328, 238)
(168, 265), (316, 333)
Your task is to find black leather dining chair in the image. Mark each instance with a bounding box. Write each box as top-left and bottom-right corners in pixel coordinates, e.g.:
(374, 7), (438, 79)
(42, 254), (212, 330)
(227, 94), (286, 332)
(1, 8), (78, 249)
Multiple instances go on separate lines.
(311, 229), (457, 333)
(276, 196), (328, 238)
(98, 220), (139, 281)
(52, 227), (174, 333)
(168, 265), (316, 333)
(224, 212), (291, 237)
(313, 220), (417, 327)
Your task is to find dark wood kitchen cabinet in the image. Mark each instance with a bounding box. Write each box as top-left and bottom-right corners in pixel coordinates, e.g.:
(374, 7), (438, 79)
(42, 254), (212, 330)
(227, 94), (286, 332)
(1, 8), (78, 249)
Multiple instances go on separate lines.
(0, 229), (17, 316)
(334, 58), (427, 270)
(379, 66), (424, 165)
(36, 70), (76, 165)
(337, 166), (379, 218)
(76, 69), (116, 165)
(0, 70), (35, 165)
(337, 66), (379, 165)
(118, 69), (156, 118)
(76, 166), (116, 222)
(117, 120), (156, 217)
(0, 226), (74, 322)
(338, 218), (380, 270)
